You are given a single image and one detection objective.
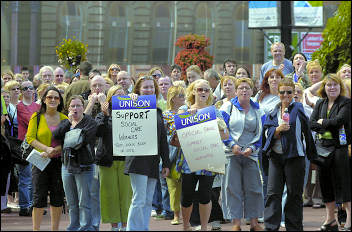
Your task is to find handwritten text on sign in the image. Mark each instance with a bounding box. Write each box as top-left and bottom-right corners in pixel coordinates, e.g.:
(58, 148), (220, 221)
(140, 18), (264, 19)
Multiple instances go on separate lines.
(112, 95), (158, 156)
(174, 106), (225, 173)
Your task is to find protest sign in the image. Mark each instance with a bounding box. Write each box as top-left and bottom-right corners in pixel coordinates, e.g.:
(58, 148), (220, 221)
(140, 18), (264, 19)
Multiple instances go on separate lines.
(174, 106), (225, 173)
(112, 95), (158, 156)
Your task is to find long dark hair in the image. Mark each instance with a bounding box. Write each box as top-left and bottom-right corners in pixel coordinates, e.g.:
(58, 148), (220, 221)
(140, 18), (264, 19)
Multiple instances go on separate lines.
(38, 86), (64, 115)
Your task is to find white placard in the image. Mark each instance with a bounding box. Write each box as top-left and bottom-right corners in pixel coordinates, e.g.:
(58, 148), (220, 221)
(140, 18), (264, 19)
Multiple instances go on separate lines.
(112, 95), (158, 156)
(175, 106), (226, 173)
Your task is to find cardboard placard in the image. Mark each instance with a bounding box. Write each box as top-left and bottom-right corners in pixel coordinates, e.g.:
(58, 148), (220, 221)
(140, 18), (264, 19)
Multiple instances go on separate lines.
(174, 106), (225, 173)
(112, 95), (158, 156)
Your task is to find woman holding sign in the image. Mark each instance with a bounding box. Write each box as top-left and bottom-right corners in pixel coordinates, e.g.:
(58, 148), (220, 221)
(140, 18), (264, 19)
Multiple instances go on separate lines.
(124, 76), (171, 231)
(95, 85), (132, 231)
(219, 77), (266, 231)
(176, 79), (228, 231)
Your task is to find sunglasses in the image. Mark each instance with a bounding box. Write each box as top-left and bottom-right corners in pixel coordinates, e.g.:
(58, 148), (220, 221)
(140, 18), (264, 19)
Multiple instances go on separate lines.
(110, 68), (120, 72)
(196, 88), (210, 93)
(139, 76), (154, 81)
(46, 96), (60, 100)
(152, 73), (162, 78)
(55, 74), (64, 77)
(22, 86), (34, 91)
(279, 90), (293, 95)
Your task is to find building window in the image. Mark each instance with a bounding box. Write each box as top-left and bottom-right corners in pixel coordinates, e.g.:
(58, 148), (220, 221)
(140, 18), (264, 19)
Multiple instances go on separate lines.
(106, 3), (127, 64)
(152, 4), (171, 64)
(233, 3), (250, 64)
(195, 3), (212, 37)
(57, 2), (83, 41)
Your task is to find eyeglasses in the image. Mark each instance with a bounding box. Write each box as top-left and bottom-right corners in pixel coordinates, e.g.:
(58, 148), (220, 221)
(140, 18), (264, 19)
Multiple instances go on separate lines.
(11, 87), (20, 91)
(46, 96), (60, 101)
(196, 88), (210, 93)
(22, 86), (34, 91)
(110, 68), (120, 72)
(279, 90), (293, 95)
(176, 94), (185, 98)
(237, 86), (251, 91)
(69, 104), (83, 109)
(55, 75), (64, 77)
(152, 73), (162, 79)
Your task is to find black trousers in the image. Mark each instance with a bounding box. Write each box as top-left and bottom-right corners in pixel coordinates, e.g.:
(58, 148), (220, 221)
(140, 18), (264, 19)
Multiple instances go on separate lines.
(264, 153), (305, 231)
(318, 146), (351, 204)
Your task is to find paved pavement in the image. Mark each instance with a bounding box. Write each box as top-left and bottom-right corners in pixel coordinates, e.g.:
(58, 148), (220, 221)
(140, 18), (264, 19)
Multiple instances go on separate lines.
(1, 206), (332, 231)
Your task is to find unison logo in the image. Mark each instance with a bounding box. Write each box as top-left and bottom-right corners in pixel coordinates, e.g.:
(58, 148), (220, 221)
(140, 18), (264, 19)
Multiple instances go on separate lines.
(180, 112), (211, 126)
(118, 97), (151, 109)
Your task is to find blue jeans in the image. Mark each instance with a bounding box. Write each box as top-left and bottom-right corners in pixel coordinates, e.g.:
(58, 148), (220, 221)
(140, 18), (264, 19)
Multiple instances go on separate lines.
(62, 164), (94, 231)
(127, 173), (157, 231)
(16, 163), (33, 209)
(90, 164), (100, 231)
(152, 178), (162, 212)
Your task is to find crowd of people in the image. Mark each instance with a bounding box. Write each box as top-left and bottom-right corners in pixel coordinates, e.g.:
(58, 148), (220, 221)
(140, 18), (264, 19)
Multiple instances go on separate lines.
(1, 41), (351, 231)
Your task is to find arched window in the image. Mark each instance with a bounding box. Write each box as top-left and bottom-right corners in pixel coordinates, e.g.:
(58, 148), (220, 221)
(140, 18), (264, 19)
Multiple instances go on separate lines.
(105, 3), (127, 64)
(57, 2), (83, 41)
(195, 3), (212, 37)
(152, 4), (171, 64)
(233, 2), (250, 64)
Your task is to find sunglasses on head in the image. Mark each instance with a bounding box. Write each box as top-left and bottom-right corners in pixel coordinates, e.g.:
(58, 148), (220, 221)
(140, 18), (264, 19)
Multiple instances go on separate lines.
(22, 86), (34, 91)
(196, 87), (210, 93)
(152, 73), (162, 78)
(139, 76), (154, 81)
(279, 90), (293, 95)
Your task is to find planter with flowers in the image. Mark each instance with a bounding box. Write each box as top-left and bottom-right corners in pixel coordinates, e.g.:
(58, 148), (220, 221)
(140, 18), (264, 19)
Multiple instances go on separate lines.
(55, 36), (88, 72)
(174, 34), (214, 80)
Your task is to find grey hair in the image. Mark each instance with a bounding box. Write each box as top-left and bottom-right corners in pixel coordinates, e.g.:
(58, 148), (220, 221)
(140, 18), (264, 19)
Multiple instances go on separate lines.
(204, 69), (221, 81)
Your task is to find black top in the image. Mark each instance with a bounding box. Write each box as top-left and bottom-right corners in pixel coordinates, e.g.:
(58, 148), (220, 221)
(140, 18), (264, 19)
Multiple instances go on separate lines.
(310, 95), (351, 146)
(124, 108), (171, 179)
(53, 114), (98, 165)
(95, 111), (125, 167)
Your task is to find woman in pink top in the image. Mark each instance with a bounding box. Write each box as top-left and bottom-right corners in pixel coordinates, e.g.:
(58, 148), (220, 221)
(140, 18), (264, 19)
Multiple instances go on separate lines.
(16, 81), (40, 216)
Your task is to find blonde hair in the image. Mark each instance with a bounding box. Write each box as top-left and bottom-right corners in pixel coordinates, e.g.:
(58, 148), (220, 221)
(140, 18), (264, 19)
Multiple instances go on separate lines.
(55, 83), (68, 93)
(172, 80), (187, 88)
(148, 66), (164, 76)
(107, 64), (121, 80)
(1, 70), (14, 80)
(104, 77), (114, 87)
(4, 80), (20, 92)
(36, 83), (51, 99)
(166, 85), (186, 111)
(186, 79), (213, 106)
(337, 64), (351, 79)
(106, 85), (124, 103)
(317, 74), (346, 98)
(14, 73), (23, 82)
(186, 65), (202, 76)
(342, 78), (351, 98)
(306, 59), (322, 73)
(221, 75), (236, 88)
(271, 42), (285, 52)
(235, 77), (254, 89)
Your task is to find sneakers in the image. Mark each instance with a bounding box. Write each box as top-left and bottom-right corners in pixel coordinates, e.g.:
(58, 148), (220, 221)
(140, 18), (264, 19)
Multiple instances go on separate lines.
(1, 208), (12, 214)
(245, 218), (251, 225)
(258, 217), (264, 223)
(151, 210), (158, 217)
(211, 221), (222, 230)
(280, 222), (285, 228)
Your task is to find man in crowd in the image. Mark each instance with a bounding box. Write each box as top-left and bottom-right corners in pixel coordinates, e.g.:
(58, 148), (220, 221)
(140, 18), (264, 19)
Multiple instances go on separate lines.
(259, 42), (294, 85)
(116, 71), (133, 94)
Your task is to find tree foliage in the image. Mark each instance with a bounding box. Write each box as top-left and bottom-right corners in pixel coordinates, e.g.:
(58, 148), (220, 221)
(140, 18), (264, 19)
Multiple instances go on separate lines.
(312, 1), (351, 75)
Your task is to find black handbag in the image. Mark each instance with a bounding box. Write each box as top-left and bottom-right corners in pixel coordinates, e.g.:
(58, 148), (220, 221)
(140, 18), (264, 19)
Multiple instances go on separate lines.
(314, 138), (335, 168)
